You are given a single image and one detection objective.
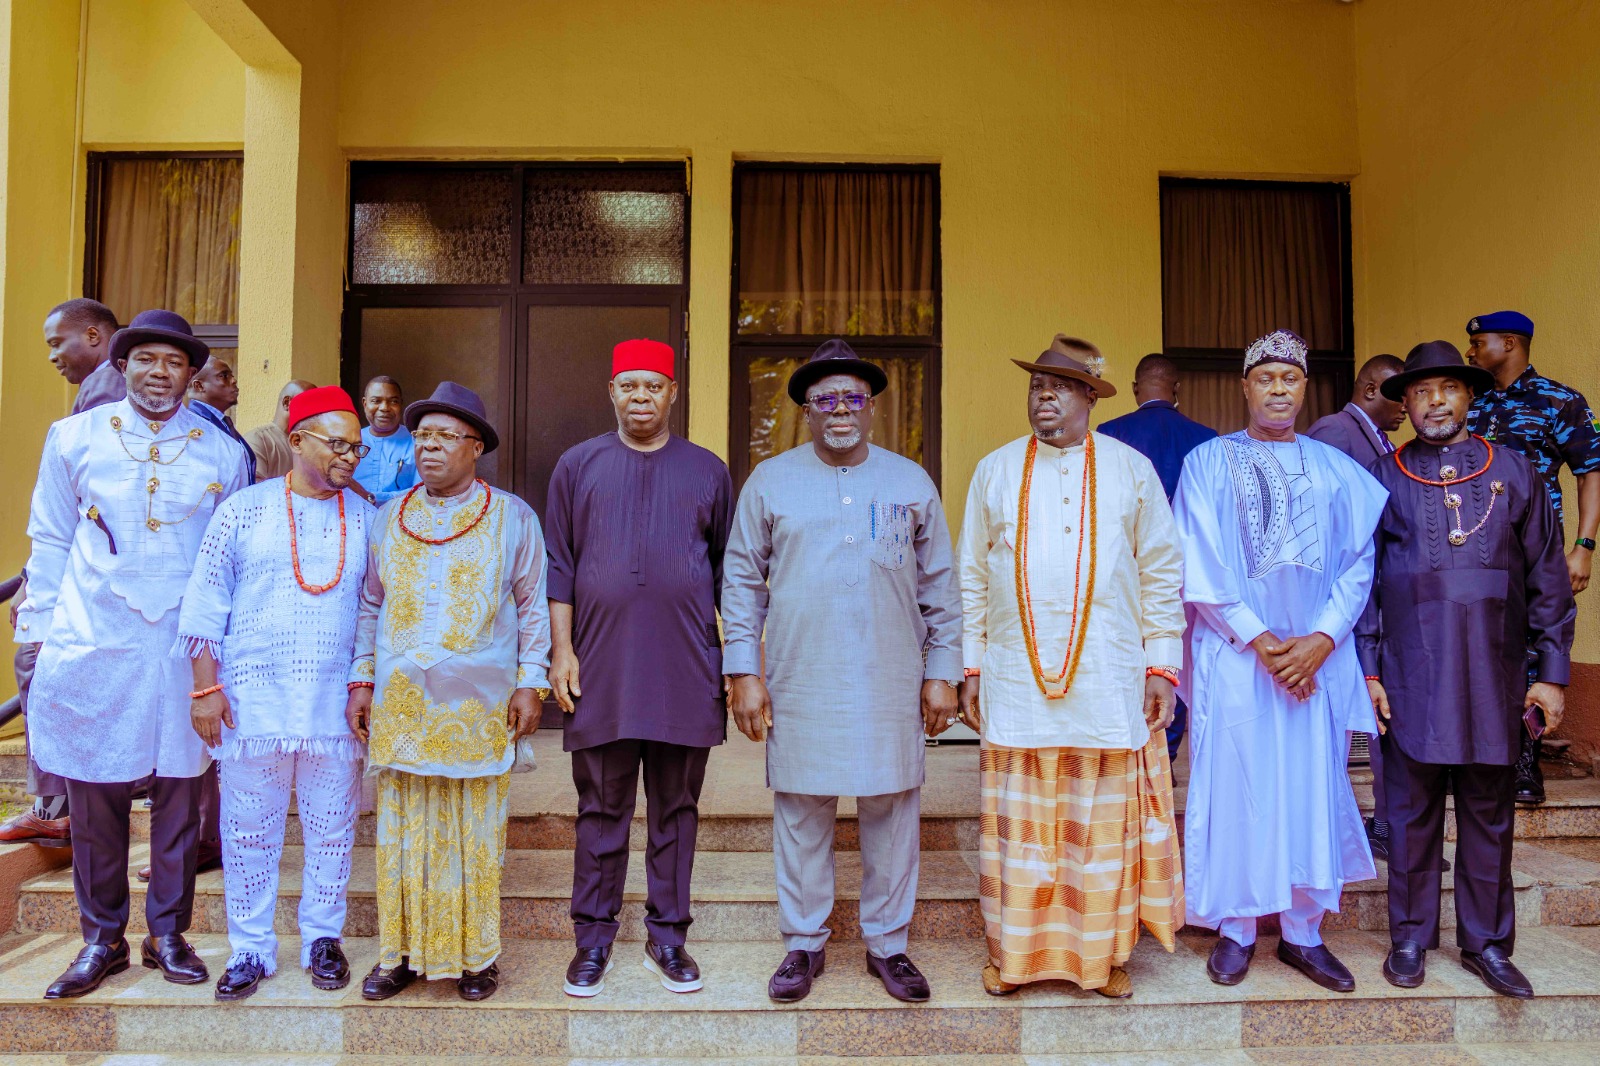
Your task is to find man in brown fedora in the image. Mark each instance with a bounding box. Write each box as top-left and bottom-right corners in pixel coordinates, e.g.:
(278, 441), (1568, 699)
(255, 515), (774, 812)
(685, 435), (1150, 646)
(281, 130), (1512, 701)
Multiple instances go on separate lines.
(957, 335), (1186, 999)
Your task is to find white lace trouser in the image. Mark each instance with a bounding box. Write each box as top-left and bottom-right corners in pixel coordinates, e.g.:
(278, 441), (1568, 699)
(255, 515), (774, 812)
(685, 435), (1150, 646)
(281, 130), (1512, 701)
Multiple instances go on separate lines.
(219, 748), (363, 974)
(1220, 887), (1327, 948)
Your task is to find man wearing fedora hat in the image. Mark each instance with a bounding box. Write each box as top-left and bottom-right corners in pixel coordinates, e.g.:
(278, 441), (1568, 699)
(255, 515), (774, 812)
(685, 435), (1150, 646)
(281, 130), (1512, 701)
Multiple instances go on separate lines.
(1357, 340), (1573, 999)
(957, 335), (1186, 999)
(346, 381), (551, 1004)
(16, 309), (251, 999)
(722, 338), (963, 1004)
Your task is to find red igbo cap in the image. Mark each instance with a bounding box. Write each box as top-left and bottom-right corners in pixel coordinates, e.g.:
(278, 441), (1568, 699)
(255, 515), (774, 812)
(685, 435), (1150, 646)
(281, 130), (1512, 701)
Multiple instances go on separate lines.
(612, 338), (675, 381)
(287, 385), (359, 430)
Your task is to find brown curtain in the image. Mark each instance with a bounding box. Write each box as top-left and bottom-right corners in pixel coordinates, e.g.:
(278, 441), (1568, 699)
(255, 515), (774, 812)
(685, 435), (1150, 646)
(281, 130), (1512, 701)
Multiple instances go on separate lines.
(737, 169), (936, 336)
(1177, 368), (1339, 436)
(98, 157), (242, 326)
(747, 354), (925, 472)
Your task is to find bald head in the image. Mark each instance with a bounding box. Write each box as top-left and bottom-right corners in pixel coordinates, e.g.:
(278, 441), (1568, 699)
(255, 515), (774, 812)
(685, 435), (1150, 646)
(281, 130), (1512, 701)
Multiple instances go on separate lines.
(1132, 353), (1180, 405)
(274, 379), (317, 431)
(1353, 353), (1405, 432)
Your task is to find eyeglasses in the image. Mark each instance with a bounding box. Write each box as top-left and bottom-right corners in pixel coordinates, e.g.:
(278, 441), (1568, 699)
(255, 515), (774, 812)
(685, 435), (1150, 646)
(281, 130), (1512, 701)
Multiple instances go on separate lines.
(413, 428), (483, 446)
(298, 431), (370, 459)
(807, 393), (870, 414)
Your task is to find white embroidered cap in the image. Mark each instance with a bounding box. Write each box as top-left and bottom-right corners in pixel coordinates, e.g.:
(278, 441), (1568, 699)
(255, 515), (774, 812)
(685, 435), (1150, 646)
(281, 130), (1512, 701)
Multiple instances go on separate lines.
(1243, 329), (1309, 374)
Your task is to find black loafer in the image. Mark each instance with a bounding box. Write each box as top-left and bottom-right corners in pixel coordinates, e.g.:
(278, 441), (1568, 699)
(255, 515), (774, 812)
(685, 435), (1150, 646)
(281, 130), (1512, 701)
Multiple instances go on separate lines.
(1462, 946), (1534, 999)
(43, 940), (130, 1000)
(1383, 940), (1426, 988)
(767, 948), (825, 1003)
(1205, 937), (1254, 986)
(1277, 940), (1355, 992)
(141, 934), (209, 985)
(214, 956), (267, 1001)
(1364, 818), (1390, 864)
(644, 942), (703, 993)
(457, 962), (499, 1002)
(564, 945), (614, 998)
(360, 958), (418, 1001)
(867, 952), (931, 1002)
(307, 937), (349, 990)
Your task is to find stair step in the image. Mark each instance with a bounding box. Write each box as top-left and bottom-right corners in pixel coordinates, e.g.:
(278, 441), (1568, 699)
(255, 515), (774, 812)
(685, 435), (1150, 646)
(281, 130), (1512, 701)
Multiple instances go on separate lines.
(2, 930), (1600, 1057)
(15, 841), (1600, 939)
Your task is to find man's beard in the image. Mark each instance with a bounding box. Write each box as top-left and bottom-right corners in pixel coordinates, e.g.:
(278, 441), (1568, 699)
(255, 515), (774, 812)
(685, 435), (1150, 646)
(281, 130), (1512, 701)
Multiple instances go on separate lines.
(1034, 425), (1066, 440)
(130, 384), (182, 413)
(821, 427), (861, 451)
(1418, 418), (1464, 442)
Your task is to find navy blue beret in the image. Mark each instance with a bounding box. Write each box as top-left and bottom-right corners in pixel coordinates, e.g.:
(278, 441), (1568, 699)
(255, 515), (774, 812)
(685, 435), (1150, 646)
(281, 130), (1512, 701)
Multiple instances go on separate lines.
(1466, 310), (1534, 338)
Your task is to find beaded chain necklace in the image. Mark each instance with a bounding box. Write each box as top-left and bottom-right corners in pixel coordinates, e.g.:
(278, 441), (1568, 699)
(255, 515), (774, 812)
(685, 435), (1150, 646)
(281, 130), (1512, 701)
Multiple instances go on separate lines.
(1394, 434), (1505, 546)
(284, 473), (346, 595)
(397, 479), (493, 544)
(109, 414), (222, 531)
(1015, 432), (1098, 700)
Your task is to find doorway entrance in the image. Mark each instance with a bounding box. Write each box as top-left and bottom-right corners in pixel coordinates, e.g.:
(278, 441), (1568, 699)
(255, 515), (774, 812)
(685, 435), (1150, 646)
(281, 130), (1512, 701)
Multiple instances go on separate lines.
(341, 162), (689, 516)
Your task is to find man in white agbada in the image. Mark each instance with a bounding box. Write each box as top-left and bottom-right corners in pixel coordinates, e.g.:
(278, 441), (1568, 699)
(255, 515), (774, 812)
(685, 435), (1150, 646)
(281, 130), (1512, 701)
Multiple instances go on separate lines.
(1172, 329), (1387, 992)
(17, 311), (250, 1000)
(177, 386), (376, 1001)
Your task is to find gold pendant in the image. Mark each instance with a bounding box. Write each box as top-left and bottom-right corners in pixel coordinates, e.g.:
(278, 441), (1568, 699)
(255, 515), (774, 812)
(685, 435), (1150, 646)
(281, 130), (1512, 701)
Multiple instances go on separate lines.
(146, 518), (162, 532)
(1440, 465), (1458, 481)
(1448, 529), (1467, 546)
(1443, 492), (1462, 508)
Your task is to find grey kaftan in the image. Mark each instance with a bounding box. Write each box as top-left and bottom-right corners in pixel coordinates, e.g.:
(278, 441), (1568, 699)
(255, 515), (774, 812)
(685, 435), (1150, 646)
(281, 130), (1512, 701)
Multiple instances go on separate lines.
(721, 444), (963, 797)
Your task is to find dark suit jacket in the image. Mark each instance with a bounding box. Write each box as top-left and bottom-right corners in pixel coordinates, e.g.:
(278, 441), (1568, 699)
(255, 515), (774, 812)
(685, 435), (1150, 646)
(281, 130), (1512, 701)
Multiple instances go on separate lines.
(190, 401), (257, 484)
(1097, 400), (1218, 501)
(1306, 402), (1392, 466)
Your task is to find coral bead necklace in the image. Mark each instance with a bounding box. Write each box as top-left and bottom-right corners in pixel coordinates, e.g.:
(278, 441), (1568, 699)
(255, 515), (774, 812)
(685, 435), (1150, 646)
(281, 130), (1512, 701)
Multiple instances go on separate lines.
(1015, 432), (1098, 700)
(285, 472), (346, 595)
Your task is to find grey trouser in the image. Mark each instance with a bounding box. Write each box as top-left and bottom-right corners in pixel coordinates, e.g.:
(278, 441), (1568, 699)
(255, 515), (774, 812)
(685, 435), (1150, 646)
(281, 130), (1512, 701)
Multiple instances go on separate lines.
(773, 786), (920, 959)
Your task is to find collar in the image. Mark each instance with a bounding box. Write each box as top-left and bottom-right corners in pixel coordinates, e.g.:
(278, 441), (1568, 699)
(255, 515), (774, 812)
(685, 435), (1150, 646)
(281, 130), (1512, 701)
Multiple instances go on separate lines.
(189, 399), (223, 421)
(1488, 365), (1540, 395)
(1033, 432), (1088, 457)
(1346, 402), (1385, 438)
(422, 480), (482, 508)
(112, 397), (199, 436)
(1138, 399), (1177, 410)
(363, 424), (410, 444)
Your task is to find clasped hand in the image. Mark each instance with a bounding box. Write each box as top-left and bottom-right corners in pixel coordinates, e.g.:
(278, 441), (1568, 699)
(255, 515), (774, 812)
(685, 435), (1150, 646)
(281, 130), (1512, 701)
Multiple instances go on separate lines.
(1251, 631), (1334, 703)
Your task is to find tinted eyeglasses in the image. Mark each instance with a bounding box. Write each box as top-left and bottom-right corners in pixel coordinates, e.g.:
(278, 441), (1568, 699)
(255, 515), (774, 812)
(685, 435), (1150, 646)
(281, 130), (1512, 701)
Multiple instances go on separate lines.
(298, 431), (371, 459)
(413, 428), (483, 446)
(807, 393), (870, 414)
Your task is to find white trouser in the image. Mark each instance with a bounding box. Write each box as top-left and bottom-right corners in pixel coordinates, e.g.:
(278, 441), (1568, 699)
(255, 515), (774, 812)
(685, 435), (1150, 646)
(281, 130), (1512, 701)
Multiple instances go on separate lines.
(1220, 887), (1326, 948)
(219, 747), (363, 973)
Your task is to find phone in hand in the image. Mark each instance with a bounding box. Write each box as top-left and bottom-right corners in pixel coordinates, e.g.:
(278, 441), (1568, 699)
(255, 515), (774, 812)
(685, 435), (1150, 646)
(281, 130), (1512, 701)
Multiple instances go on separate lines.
(1523, 703), (1547, 740)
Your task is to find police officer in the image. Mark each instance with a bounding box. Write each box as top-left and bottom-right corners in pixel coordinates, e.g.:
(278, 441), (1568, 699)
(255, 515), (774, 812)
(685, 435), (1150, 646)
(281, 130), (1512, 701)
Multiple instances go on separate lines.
(1466, 310), (1600, 805)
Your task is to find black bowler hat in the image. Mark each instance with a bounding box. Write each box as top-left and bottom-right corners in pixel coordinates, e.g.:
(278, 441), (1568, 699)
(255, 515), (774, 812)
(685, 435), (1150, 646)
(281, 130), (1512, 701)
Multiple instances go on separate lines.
(109, 309), (210, 369)
(404, 381), (499, 453)
(1380, 340), (1496, 401)
(786, 339), (889, 405)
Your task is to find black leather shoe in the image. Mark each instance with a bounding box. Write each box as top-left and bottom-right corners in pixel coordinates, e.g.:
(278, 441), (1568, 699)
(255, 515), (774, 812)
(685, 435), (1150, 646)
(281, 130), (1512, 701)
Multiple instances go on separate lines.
(43, 940), (130, 999)
(360, 958), (418, 1001)
(1462, 946), (1534, 998)
(1277, 940), (1355, 992)
(767, 948), (825, 1003)
(214, 956), (267, 1001)
(457, 962), (499, 1002)
(1205, 937), (1254, 986)
(307, 937), (349, 990)
(141, 934), (208, 985)
(564, 945), (614, 998)
(1514, 734), (1545, 806)
(867, 952), (931, 1002)
(644, 942), (703, 993)
(1383, 941), (1426, 988)
(1364, 818), (1390, 864)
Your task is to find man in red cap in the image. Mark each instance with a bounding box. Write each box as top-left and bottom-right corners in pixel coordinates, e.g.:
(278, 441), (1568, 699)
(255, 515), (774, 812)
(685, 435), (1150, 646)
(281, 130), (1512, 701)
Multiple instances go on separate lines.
(176, 386), (376, 1001)
(546, 338), (733, 997)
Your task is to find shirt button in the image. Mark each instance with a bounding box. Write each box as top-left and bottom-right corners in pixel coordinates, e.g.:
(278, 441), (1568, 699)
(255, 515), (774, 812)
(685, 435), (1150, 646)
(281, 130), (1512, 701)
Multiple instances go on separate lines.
(843, 496), (852, 504)
(17, 622), (27, 632)
(1063, 497), (1071, 504)
(841, 468), (849, 474)
(845, 535), (855, 543)
(1064, 525), (1073, 533)
(430, 583), (437, 589)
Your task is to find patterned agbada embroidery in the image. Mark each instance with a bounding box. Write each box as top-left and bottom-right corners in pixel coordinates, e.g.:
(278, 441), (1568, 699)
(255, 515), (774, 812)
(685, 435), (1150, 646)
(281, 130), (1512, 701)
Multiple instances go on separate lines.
(368, 669), (510, 769)
(378, 486), (506, 655)
(1220, 432), (1322, 579)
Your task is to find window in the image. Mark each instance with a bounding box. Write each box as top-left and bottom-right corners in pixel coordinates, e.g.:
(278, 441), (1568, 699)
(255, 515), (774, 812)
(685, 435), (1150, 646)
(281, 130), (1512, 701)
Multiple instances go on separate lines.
(730, 164), (941, 486)
(1159, 178), (1352, 433)
(86, 153), (243, 367)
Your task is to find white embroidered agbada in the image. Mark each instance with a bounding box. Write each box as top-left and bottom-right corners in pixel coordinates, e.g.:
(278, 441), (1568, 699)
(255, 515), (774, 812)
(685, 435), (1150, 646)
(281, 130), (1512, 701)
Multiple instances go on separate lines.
(16, 399), (250, 782)
(1173, 431), (1386, 929)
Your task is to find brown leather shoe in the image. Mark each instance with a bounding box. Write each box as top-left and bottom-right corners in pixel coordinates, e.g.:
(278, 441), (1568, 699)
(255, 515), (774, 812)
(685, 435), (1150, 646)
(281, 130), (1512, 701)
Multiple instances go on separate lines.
(982, 963), (1019, 996)
(139, 840), (222, 883)
(0, 810), (71, 847)
(1095, 967), (1133, 998)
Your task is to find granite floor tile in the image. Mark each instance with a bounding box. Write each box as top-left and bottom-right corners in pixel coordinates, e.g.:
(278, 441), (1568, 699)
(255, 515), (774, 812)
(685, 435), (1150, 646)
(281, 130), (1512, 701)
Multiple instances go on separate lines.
(567, 1008), (799, 1057)
(1243, 1045), (1483, 1064)
(1240, 998), (1455, 1047)
(798, 1008), (1021, 1056)
(1021, 1001), (1241, 1054)
(341, 1005), (568, 1055)
(114, 1005), (343, 1054)
(0, 1006), (115, 1055)
(1462, 1042), (1600, 1065)
(1454, 996), (1600, 1043)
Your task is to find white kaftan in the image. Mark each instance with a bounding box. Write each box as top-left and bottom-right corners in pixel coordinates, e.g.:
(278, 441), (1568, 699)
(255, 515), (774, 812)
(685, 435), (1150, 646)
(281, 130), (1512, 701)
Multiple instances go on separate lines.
(1173, 432), (1387, 929)
(16, 400), (250, 782)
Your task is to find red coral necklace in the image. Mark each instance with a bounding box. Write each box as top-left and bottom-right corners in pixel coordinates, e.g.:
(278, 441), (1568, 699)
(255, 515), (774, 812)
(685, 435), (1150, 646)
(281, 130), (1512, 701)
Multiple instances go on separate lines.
(398, 479), (493, 544)
(285, 473), (346, 595)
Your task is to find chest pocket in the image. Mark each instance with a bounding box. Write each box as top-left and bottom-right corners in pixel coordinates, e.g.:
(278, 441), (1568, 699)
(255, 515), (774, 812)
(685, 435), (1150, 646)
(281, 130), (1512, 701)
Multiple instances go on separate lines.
(870, 500), (914, 571)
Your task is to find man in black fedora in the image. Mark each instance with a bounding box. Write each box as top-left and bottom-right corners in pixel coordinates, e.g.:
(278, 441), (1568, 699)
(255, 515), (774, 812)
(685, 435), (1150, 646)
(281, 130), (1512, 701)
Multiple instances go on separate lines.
(1358, 340), (1574, 999)
(18, 309), (251, 998)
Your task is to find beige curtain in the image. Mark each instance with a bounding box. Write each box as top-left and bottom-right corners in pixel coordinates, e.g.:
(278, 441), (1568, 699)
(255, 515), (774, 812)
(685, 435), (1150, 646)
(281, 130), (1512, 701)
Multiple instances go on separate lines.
(98, 157), (242, 326)
(737, 169), (936, 336)
(748, 355), (925, 472)
(1177, 368), (1340, 436)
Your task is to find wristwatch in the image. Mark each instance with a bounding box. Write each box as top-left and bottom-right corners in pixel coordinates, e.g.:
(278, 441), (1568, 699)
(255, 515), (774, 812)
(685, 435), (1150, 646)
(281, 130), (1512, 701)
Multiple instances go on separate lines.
(1577, 537), (1596, 551)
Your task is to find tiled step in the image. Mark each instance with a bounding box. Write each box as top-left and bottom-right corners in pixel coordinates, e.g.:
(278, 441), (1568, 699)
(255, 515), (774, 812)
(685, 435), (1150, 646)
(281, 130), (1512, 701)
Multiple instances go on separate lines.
(2, 930), (1600, 1058)
(15, 840), (1600, 940)
(7, 1054), (1600, 1066)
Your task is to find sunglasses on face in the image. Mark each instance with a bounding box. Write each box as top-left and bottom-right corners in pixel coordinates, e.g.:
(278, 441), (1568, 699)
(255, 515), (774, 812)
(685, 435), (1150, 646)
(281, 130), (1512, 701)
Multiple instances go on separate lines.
(807, 393), (870, 414)
(299, 431), (371, 459)
(413, 428), (482, 446)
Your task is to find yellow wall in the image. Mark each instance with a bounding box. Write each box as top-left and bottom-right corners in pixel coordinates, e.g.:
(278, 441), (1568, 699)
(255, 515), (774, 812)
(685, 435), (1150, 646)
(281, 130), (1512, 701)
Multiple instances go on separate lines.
(1353, 0), (1600, 666)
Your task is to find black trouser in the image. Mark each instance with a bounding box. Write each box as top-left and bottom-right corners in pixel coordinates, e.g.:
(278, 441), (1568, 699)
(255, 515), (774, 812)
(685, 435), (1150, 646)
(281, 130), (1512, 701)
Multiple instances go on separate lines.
(1382, 734), (1516, 954)
(65, 774), (205, 945)
(569, 739), (710, 949)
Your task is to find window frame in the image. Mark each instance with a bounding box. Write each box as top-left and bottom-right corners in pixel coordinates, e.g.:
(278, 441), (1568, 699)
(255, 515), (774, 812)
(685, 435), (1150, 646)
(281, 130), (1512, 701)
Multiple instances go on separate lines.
(728, 161), (942, 489)
(84, 150), (245, 349)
